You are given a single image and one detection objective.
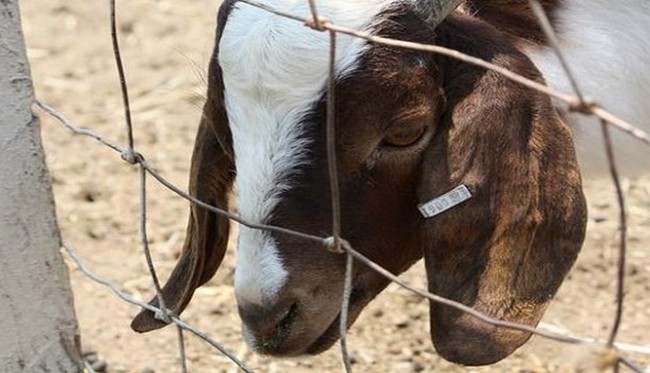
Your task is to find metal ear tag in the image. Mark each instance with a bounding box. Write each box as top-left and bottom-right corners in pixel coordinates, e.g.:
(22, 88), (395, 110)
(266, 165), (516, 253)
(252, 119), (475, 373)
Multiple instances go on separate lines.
(418, 184), (472, 218)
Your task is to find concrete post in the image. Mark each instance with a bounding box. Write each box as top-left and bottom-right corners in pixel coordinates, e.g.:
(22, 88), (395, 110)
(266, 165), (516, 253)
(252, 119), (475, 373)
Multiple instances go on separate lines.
(0, 1), (82, 371)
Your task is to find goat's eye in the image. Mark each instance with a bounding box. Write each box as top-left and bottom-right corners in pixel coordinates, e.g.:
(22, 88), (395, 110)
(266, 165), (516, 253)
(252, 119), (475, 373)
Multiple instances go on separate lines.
(382, 124), (426, 148)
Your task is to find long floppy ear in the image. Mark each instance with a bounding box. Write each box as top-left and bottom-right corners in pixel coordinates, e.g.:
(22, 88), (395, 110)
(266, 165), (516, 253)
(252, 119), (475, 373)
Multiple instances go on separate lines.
(418, 17), (587, 365)
(131, 1), (237, 333)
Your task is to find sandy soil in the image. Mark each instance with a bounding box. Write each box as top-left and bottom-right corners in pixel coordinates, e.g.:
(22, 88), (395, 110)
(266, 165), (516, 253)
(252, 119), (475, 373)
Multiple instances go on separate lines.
(20, 0), (650, 372)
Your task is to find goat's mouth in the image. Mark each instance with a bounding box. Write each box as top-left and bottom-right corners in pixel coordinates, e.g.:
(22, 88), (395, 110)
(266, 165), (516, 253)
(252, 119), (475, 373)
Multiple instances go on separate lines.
(244, 286), (372, 357)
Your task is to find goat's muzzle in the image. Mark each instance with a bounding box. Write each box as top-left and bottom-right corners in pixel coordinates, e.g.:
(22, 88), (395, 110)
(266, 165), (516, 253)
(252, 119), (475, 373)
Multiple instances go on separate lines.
(236, 268), (383, 356)
(239, 300), (299, 355)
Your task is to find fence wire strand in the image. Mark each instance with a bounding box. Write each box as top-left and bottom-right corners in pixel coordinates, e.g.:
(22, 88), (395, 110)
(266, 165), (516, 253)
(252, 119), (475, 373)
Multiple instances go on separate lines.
(526, 0), (587, 104)
(109, 0), (135, 162)
(526, 1), (630, 368)
(601, 120), (629, 348)
(139, 164), (172, 324)
(39, 99), (624, 349)
(34, 0), (650, 371)
(238, 0), (650, 148)
(61, 242), (253, 372)
(321, 27), (354, 373)
(177, 326), (188, 373)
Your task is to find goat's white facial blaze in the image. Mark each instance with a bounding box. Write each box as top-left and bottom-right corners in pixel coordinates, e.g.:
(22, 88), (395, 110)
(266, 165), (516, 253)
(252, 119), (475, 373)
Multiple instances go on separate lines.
(219, 0), (388, 306)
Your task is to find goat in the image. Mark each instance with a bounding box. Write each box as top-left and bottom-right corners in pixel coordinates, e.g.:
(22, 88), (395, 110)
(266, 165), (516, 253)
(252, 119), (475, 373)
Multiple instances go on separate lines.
(131, 0), (650, 366)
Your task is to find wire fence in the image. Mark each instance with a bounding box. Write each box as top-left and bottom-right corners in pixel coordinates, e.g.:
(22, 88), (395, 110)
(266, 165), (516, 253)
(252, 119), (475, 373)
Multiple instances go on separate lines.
(32, 0), (650, 371)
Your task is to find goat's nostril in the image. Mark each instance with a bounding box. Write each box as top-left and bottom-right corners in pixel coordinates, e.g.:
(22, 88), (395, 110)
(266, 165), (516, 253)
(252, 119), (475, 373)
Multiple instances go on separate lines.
(310, 286), (322, 297)
(278, 302), (298, 329)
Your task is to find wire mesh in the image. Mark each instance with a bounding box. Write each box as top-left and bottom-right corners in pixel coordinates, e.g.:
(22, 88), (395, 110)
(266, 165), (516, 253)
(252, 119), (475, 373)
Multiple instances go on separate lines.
(30, 0), (650, 371)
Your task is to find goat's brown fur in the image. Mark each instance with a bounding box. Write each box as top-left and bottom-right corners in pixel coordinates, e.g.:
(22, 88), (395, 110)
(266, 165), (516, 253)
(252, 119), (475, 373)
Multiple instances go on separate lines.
(465, 0), (564, 44)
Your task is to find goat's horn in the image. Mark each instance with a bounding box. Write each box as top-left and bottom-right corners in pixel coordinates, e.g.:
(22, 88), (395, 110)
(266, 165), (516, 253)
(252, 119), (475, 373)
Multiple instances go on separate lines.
(414, 0), (462, 29)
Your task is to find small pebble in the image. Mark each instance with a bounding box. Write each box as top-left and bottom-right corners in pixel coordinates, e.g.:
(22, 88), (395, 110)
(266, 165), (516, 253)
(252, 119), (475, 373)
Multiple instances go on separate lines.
(395, 317), (410, 329)
(82, 351), (107, 372)
(391, 361), (417, 373)
(412, 361), (425, 372)
(90, 360), (107, 373)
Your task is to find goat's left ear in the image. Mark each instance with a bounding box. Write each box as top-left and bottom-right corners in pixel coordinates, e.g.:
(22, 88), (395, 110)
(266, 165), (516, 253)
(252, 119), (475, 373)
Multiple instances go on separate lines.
(130, 92), (235, 332)
(130, 1), (237, 331)
(418, 33), (587, 365)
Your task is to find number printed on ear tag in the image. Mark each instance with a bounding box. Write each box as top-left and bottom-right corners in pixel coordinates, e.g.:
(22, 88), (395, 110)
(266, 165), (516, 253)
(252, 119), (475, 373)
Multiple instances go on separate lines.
(418, 184), (473, 218)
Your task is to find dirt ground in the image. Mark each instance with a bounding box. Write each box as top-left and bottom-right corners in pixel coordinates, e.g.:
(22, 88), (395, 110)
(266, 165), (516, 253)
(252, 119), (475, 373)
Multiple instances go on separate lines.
(20, 1), (650, 372)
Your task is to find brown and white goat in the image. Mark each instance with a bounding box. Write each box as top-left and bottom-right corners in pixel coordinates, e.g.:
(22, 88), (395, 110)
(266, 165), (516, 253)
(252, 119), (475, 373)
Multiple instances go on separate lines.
(131, 0), (650, 366)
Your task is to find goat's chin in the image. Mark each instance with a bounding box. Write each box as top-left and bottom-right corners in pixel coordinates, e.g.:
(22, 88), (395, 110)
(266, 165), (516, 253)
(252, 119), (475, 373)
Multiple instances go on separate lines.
(304, 289), (370, 355)
(302, 311), (357, 355)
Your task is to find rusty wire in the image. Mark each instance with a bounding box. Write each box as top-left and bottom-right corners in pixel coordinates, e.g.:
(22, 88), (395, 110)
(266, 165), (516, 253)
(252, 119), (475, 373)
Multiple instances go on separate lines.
(37, 100), (624, 348)
(138, 164), (171, 325)
(113, 0), (175, 369)
(60, 242), (253, 372)
(320, 26), (354, 373)
(109, 0), (135, 162)
(238, 0), (650, 147)
(35, 0), (650, 372)
(37, 98), (646, 373)
(601, 120), (629, 348)
(139, 161), (189, 372)
(526, 0), (588, 104)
